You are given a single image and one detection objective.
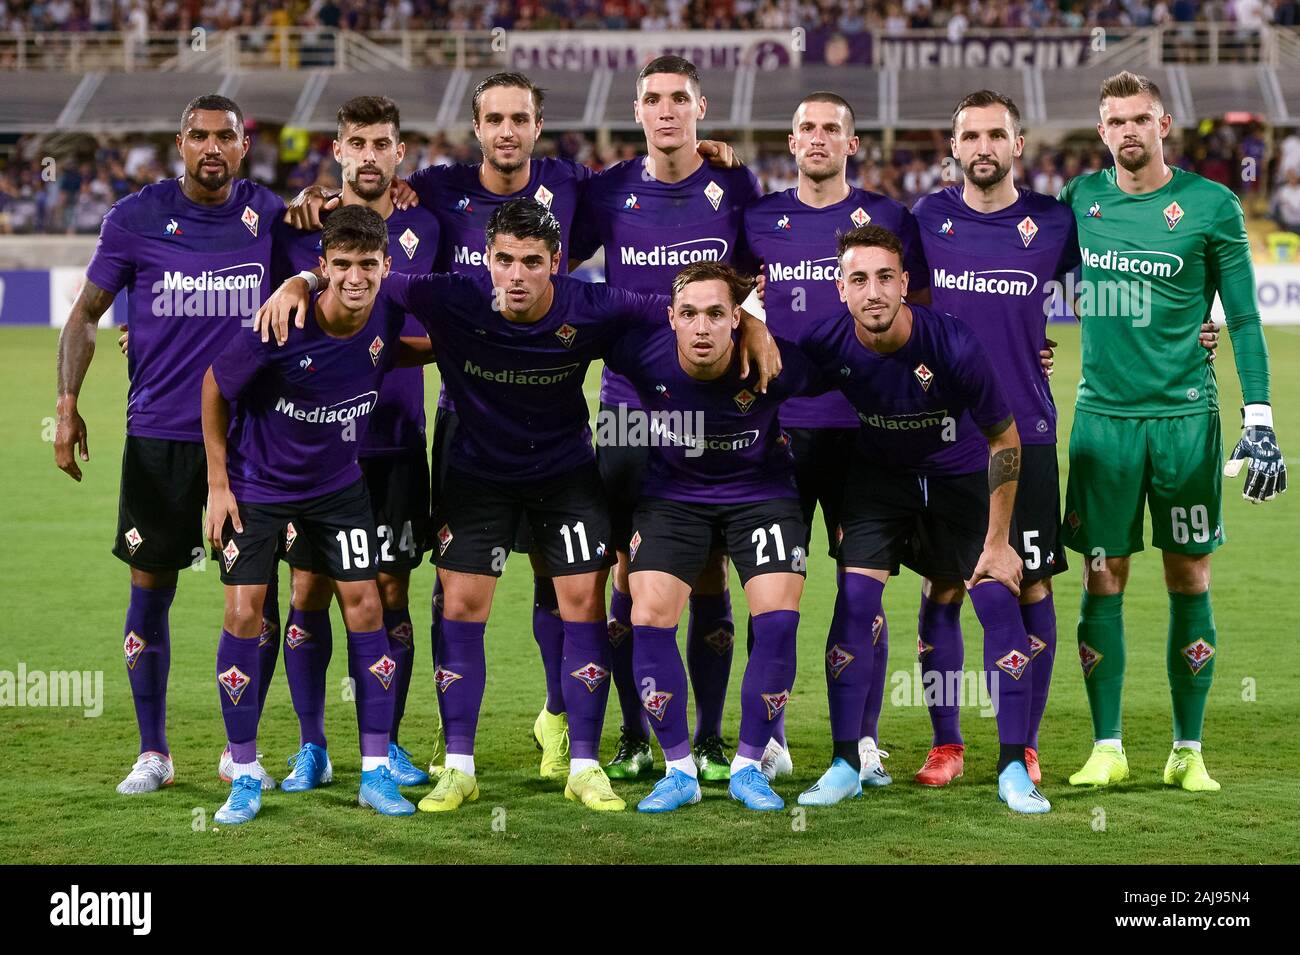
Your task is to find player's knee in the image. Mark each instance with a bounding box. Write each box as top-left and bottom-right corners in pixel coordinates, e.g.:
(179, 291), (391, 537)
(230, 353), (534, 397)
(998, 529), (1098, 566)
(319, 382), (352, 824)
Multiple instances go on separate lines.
(1162, 553), (1210, 595)
(131, 567), (178, 590)
(692, 552), (729, 595)
(612, 552), (631, 592)
(925, 578), (966, 605)
(1020, 579), (1051, 604)
(376, 572), (408, 610)
(291, 569), (333, 611)
(223, 601), (263, 638)
(440, 586), (491, 623)
(1082, 557), (1129, 595)
(338, 585), (383, 630)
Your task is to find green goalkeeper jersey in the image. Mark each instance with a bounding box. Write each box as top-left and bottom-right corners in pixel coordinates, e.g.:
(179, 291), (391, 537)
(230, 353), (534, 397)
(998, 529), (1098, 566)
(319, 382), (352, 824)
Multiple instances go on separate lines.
(1058, 166), (1270, 418)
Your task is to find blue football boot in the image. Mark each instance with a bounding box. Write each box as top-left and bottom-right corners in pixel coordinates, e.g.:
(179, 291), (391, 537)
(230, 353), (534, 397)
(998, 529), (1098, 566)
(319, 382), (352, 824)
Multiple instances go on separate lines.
(359, 765), (417, 816)
(280, 742), (333, 793)
(798, 757), (864, 806)
(998, 761), (1052, 814)
(729, 764), (784, 811)
(214, 775), (263, 825)
(637, 769), (703, 814)
(388, 742), (430, 787)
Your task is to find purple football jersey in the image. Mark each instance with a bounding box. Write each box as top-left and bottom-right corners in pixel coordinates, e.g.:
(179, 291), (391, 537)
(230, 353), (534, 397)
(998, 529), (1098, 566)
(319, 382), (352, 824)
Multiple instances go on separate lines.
(605, 328), (822, 504)
(744, 186), (929, 429)
(912, 186), (1080, 445)
(383, 271), (666, 483)
(796, 305), (1012, 476)
(212, 291), (407, 503)
(570, 158), (761, 408)
(85, 178), (284, 442)
(272, 203), (440, 457)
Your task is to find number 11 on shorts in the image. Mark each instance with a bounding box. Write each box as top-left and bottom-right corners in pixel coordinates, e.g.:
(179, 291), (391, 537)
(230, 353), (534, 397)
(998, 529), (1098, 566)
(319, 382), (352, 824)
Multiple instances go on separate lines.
(560, 521), (590, 564)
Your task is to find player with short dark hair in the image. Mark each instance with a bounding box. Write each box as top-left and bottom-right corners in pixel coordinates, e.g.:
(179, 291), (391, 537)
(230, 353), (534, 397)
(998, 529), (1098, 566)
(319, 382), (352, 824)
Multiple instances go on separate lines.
(202, 205), (431, 824)
(255, 197), (782, 813)
(603, 261), (816, 813)
(272, 96), (440, 793)
(55, 94), (286, 796)
(742, 90), (931, 785)
(570, 55), (759, 784)
(794, 226), (1051, 814)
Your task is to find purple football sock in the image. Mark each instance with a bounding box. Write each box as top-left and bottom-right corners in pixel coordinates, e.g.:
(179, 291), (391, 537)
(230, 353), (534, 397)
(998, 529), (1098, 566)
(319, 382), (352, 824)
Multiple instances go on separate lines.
(384, 607), (414, 744)
(562, 620), (613, 761)
(533, 578), (566, 716)
(687, 591), (734, 743)
(256, 572), (281, 718)
(828, 575), (883, 750)
(968, 581), (1032, 748)
(739, 610), (799, 761)
(283, 607), (332, 748)
(919, 594), (964, 746)
(1022, 594), (1057, 752)
(631, 624), (691, 761)
(348, 627), (397, 759)
(861, 612), (889, 741)
(216, 628), (262, 764)
(437, 619), (486, 756)
(123, 584), (174, 756)
(607, 586), (648, 737)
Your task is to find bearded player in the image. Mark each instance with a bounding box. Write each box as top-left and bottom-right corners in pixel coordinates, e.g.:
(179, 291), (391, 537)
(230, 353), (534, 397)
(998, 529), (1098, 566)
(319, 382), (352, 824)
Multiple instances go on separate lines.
(55, 95), (286, 795)
(1058, 72), (1284, 792)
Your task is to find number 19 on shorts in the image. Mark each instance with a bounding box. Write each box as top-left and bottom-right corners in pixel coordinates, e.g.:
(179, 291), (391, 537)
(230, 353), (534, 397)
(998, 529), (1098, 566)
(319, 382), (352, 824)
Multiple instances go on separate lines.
(336, 528), (371, 570)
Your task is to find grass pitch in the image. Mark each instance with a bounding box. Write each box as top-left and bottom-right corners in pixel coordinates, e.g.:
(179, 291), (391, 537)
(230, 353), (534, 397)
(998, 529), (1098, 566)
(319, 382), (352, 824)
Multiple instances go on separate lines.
(1, 323), (1298, 864)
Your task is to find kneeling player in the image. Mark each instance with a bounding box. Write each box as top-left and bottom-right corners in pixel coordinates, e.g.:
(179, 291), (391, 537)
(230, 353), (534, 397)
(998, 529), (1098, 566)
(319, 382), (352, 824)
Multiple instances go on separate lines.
(202, 207), (428, 823)
(796, 225), (1049, 813)
(606, 262), (811, 813)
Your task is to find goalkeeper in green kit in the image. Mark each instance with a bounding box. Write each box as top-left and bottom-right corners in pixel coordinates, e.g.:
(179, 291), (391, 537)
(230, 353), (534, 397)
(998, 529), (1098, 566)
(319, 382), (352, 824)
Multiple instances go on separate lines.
(1057, 71), (1287, 792)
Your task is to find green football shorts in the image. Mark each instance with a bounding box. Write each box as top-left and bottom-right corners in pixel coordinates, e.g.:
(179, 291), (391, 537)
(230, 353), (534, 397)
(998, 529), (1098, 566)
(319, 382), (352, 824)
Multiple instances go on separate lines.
(1062, 409), (1224, 558)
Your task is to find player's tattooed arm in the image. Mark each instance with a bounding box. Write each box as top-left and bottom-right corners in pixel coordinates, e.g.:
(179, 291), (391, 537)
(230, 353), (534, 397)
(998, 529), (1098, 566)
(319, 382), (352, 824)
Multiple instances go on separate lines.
(201, 368), (242, 549)
(54, 278), (115, 481)
(968, 416), (1023, 595)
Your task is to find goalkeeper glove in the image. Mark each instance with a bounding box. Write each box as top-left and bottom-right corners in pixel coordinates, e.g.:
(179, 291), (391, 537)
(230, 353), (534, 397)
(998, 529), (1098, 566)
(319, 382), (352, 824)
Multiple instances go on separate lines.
(1224, 404), (1287, 503)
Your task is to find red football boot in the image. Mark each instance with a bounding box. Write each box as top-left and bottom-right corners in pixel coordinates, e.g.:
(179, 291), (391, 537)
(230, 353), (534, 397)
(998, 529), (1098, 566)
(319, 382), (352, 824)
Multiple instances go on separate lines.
(914, 743), (965, 786)
(1025, 747), (1041, 785)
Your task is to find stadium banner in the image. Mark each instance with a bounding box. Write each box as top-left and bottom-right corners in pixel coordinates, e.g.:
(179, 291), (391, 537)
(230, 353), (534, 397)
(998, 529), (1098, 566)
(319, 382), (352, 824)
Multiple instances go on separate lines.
(873, 33), (1093, 69)
(1211, 263), (1300, 325)
(506, 30), (801, 72)
(0, 269), (124, 327)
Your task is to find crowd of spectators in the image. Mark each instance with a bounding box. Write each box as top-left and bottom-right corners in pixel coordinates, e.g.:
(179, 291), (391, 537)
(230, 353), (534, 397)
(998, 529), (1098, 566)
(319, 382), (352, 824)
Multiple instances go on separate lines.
(3, 121), (1298, 234)
(3, 0), (1299, 34)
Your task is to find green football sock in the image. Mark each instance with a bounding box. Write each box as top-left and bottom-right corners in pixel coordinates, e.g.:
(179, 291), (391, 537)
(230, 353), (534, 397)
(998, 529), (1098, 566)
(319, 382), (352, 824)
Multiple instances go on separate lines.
(1167, 590), (1216, 742)
(1078, 591), (1126, 740)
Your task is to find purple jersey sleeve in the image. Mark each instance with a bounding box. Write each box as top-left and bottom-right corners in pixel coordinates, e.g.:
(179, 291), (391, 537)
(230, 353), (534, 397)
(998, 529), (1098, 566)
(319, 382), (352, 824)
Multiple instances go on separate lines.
(211, 329), (271, 403)
(381, 270), (475, 331)
(951, 329), (1013, 434)
(84, 216), (136, 296)
(898, 207), (930, 293)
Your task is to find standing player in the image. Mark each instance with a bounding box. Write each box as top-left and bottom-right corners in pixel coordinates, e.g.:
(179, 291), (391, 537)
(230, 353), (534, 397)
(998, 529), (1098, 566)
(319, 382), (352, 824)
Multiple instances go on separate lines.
(54, 95), (286, 794)
(272, 96), (439, 792)
(254, 199), (780, 812)
(743, 91), (930, 784)
(203, 206), (426, 823)
(795, 226), (1050, 814)
(908, 91), (1079, 787)
(1059, 72), (1284, 792)
(570, 55), (761, 783)
(604, 262), (812, 813)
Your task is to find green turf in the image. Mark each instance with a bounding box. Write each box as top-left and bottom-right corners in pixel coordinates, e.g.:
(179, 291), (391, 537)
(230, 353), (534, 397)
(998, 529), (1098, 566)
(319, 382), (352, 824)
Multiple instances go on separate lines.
(1, 323), (1297, 864)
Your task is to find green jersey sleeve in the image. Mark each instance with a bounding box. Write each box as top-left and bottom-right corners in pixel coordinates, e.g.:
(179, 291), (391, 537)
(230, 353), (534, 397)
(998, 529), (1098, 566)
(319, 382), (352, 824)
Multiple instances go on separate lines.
(1208, 192), (1270, 406)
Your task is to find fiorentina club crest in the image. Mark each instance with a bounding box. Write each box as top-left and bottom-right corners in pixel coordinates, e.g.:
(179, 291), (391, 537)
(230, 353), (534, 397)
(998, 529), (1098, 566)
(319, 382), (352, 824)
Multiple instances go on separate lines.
(704, 180), (724, 211)
(1078, 641), (1103, 678)
(389, 621), (413, 648)
(123, 526), (144, 556)
(534, 184), (554, 209)
(826, 643), (855, 679)
(284, 522), (298, 551)
(555, 323), (577, 348)
(241, 205), (259, 237)
(642, 690), (673, 722)
(369, 655), (398, 690)
(285, 624), (313, 649)
(733, 389), (756, 413)
(1027, 634), (1047, 659)
(872, 614), (885, 646)
(368, 335), (385, 366)
(434, 665), (462, 693)
(399, 228), (420, 259)
(258, 617), (275, 647)
(218, 665), (250, 706)
(851, 206), (871, 228)
(222, 539), (240, 572)
(1017, 215), (1038, 247)
(1182, 638), (1215, 675)
(913, 363), (934, 391)
(629, 530), (642, 562)
(437, 523), (453, 556)
(917, 637), (934, 658)
(996, 649), (1030, 681)
(762, 689), (791, 721)
(1163, 201), (1184, 230)
(570, 662), (610, 692)
(607, 617), (630, 648)
(123, 631), (146, 670)
(702, 627), (734, 656)
(1066, 510), (1082, 532)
